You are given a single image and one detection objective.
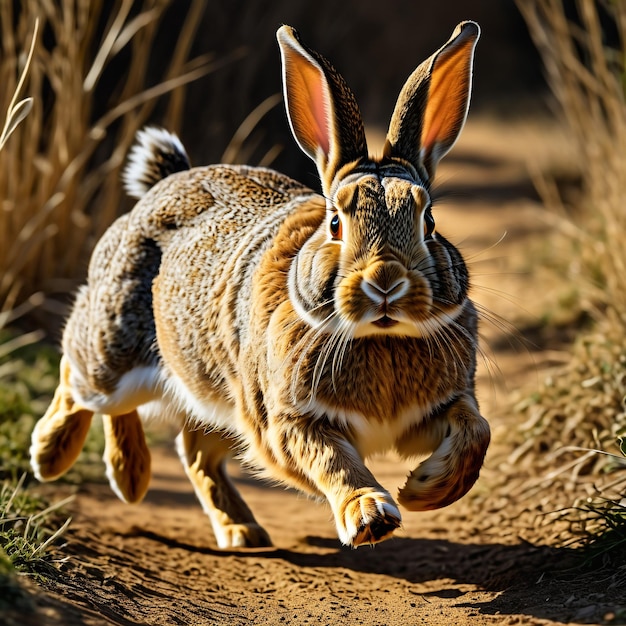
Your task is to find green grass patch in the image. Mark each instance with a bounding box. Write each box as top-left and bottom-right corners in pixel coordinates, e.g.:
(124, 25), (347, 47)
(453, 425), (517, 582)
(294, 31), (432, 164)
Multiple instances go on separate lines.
(0, 474), (71, 576)
(0, 331), (60, 479)
(0, 329), (107, 483)
(0, 329), (106, 611)
(0, 474), (71, 612)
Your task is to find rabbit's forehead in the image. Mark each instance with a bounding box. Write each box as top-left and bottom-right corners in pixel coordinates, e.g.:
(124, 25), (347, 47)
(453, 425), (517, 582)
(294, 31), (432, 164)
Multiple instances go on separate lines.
(332, 174), (430, 216)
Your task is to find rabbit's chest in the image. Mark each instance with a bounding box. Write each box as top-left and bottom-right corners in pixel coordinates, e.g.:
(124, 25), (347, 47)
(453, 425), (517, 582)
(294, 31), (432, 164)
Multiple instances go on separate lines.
(309, 337), (471, 416)
(305, 395), (435, 458)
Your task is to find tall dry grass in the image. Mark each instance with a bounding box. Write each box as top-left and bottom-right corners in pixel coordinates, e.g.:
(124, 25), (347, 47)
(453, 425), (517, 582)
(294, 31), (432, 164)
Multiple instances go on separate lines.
(0, 0), (229, 326)
(0, 18), (42, 350)
(517, 0), (626, 330)
(513, 0), (626, 529)
(516, 0), (626, 418)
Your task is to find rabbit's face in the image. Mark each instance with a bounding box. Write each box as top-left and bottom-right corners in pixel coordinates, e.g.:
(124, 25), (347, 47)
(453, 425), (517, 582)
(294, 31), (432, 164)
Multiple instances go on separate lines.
(280, 21), (478, 343)
(289, 163), (469, 339)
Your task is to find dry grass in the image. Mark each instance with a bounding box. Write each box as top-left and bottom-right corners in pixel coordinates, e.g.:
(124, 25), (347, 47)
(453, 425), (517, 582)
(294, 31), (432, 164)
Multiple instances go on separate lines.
(517, 0), (626, 320)
(513, 0), (626, 538)
(0, 0), (226, 324)
(0, 2), (223, 596)
(0, 18), (35, 152)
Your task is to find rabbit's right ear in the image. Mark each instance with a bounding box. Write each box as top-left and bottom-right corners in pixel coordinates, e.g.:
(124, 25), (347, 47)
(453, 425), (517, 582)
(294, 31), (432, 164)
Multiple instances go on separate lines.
(277, 25), (367, 195)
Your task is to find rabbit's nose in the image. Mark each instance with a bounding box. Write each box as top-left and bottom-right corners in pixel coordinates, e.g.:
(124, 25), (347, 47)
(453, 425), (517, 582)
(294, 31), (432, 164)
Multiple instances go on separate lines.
(360, 261), (409, 305)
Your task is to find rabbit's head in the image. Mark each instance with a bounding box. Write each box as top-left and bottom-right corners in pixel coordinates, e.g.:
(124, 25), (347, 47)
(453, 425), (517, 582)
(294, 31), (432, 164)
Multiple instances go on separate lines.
(277, 22), (479, 339)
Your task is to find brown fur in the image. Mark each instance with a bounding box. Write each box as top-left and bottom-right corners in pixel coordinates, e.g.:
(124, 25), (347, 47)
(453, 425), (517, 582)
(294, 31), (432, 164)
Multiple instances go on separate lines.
(31, 22), (490, 548)
(30, 356), (94, 480)
(102, 412), (151, 504)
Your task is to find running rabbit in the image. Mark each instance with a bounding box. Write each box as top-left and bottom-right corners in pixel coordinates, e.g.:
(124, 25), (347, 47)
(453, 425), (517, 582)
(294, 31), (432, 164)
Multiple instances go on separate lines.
(31, 21), (490, 548)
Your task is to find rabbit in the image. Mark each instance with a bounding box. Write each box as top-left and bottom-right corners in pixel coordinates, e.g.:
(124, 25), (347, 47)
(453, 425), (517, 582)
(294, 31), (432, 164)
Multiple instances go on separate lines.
(30, 21), (490, 549)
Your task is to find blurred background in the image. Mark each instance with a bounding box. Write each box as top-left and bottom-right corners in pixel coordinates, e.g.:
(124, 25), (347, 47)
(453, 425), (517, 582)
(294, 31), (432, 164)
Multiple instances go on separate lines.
(2, 3), (626, 617)
(173, 0), (544, 182)
(1, 0), (545, 327)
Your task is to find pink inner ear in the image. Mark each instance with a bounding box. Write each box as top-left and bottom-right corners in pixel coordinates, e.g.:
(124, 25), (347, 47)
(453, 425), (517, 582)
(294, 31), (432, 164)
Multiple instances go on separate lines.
(420, 46), (471, 165)
(309, 79), (330, 155)
(421, 118), (444, 155)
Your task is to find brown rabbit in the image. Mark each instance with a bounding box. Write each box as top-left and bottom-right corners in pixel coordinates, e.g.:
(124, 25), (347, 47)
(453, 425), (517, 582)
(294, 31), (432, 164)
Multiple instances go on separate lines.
(31, 21), (490, 548)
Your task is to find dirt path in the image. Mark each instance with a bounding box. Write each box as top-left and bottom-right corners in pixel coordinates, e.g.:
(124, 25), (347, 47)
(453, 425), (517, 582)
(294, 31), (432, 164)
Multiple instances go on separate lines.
(28, 452), (603, 626)
(11, 116), (622, 626)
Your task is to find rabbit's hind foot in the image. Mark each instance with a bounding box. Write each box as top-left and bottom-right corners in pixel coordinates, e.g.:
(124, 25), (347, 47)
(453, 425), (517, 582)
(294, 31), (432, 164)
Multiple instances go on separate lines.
(177, 427), (273, 549)
(30, 355), (94, 481)
(217, 523), (272, 549)
(103, 411), (151, 504)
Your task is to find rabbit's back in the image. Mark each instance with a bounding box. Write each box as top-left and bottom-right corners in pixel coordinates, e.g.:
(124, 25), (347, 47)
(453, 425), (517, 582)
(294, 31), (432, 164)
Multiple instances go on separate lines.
(148, 166), (325, 410)
(133, 164), (313, 245)
(65, 164), (320, 415)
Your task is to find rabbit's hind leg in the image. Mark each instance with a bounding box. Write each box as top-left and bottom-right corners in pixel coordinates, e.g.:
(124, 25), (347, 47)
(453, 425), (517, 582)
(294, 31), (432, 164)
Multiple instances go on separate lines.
(102, 412), (151, 503)
(176, 427), (272, 549)
(30, 355), (94, 481)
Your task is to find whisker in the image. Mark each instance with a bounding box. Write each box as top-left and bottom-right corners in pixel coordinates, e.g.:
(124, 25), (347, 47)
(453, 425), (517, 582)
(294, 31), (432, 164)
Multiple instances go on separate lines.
(427, 301), (474, 377)
(290, 324), (332, 395)
(285, 303), (337, 403)
(470, 281), (533, 313)
(458, 231), (509, 262)
(309, 323), (340, 400)
(312, 316), (350, 398)
(331, 318), (354, 394)
(474, 307), (521, 339)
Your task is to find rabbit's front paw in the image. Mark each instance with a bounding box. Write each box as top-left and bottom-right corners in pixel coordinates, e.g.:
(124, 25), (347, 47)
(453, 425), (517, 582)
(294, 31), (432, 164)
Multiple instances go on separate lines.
(336, 489), (401, 547)
(216, 523), (273, 549)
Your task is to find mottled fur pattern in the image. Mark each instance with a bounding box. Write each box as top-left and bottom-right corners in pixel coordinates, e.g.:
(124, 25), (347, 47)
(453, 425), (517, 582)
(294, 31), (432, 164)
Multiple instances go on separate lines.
(30, 22), (490, 548)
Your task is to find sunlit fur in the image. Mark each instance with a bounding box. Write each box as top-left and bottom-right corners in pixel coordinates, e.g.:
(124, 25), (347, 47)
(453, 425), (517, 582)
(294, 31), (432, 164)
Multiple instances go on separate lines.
(30, 21), (490, 549)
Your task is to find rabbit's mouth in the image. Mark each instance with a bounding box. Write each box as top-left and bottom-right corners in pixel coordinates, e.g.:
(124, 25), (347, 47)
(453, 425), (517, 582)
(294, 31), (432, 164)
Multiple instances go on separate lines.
(372, 315), (399, 329)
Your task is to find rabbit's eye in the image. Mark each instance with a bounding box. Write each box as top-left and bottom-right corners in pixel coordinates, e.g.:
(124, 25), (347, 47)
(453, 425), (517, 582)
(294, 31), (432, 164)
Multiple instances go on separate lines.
(330, 213), (343, 240)
(423, 210), (435, 238)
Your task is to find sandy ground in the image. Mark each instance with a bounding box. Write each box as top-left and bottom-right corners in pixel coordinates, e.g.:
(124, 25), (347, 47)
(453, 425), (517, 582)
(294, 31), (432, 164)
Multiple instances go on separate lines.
(8, 115), (623, 626)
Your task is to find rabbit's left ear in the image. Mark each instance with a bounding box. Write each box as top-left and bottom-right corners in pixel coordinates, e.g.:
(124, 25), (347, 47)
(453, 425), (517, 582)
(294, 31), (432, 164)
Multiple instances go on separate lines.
(384, 21), (480, 181)
(277, 25), (367, 195)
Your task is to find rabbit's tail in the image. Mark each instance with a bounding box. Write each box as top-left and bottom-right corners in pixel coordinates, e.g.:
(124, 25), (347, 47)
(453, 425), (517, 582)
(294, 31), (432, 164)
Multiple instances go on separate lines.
(122, 127), (191, 200)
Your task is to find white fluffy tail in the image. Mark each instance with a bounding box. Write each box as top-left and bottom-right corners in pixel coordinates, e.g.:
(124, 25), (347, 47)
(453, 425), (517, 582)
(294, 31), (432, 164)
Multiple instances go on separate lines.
(122, 127), (191, 200)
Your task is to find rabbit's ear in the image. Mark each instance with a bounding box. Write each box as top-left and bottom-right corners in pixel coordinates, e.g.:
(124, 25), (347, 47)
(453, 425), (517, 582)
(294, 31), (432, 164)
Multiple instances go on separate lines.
(384, 21), (480, 181)
(277, 26), (367, 194)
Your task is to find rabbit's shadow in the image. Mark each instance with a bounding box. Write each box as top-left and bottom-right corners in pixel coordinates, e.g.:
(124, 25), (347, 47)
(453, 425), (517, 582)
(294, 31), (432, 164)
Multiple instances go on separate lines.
(80, 466), (615, 624)
(126, 524), (602, 624)
(127, 526), (565, 588)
